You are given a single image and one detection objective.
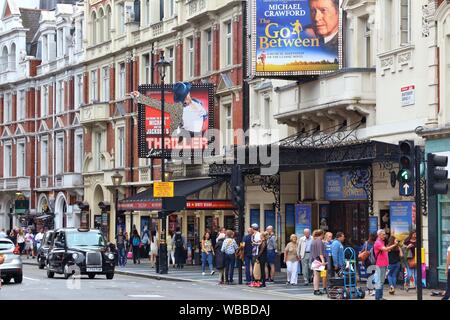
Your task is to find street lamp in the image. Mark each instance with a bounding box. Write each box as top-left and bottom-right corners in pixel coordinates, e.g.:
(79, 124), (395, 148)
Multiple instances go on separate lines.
(111, 171), (123, 238)
(155, 52), (171, 274)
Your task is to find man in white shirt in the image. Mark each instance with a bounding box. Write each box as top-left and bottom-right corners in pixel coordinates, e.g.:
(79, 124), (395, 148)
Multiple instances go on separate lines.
(34, 228), (44, 250)
(297, 228), (313, 285)
(173, 82), (207, 136)
(0, 228), (7, 239)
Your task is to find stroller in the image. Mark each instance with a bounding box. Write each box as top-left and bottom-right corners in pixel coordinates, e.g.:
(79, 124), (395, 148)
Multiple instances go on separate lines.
(327, 247), (365, 300)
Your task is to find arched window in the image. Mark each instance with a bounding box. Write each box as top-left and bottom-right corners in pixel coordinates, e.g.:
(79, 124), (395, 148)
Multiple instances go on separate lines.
(98, 8), (104, 43)
(106, 6), (112, 40)
(91, 11), (97, 45)
(9, 43), (16, 71)
(1, 46), (8, 72)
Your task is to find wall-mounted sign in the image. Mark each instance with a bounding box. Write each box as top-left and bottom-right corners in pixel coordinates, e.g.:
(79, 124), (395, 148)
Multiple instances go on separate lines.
(390, 201), (414, 242)
(295, 203), (311, 236)
(401, 85), (415, 107)
(324, 171), (367, 201)
(251, 0), (342, 76)
(154, 182), (174, 198)
(15, 200), (29, 215)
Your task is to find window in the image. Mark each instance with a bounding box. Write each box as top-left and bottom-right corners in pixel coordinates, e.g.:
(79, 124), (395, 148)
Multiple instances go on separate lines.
(187, 37), (194, 78)
(117, 127), (125, 168)
(41, 140), (48, 176)
(263, 96), (271, 129)
(223, 103), (233, 147)
(75, 74), (83, 107)
(106, 7), (111, 40)
(160, 0), (164, 20)
(56, 136), (64, 174)
(91, 70), (98, 102)
(99, 9), (105, 43)
(17, 142), (25, 176)
(400, 0), (410, 45)
(57, 28), (63, 57)
(118, 62), (126, 98)
(143, 0), (150, 26)
(264, 210), (275, 230)
(225, 21), (232, 66)
(102, 66), (110, 101)
(250, 209), (260, 227)
(4, 144), (12, 178)
(91, 11), (97, 45)
(18, 90), (25, 120)
(56, 80), (64, 113)
(41, 86), (48, 117)
(75, 134), (84, 173)
(364, 17), (372, 67)
(438, 191), (450, 282)
(166, 47), (174, 83)
(205, 29), (212, 72)
(384, 0), (393, 51)
(142, 54), (151, 84)
(118, 4), (125, 35)
(4, 93), (11, 123)
(95, 132), (102, 170)
(168, 0), (175, 17)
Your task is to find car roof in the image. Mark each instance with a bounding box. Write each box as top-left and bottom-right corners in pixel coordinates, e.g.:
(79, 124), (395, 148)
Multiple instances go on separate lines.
(0, 238), (13, 244)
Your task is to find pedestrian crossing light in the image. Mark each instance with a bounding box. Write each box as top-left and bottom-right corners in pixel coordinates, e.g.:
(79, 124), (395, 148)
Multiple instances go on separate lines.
(398, 140), (415, 196)
(427, 153), (449, 196)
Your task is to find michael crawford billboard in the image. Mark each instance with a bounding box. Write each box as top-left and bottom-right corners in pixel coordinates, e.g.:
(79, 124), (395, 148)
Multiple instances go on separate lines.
(251, 0), (342, 76)
(137, 83), (215, 159)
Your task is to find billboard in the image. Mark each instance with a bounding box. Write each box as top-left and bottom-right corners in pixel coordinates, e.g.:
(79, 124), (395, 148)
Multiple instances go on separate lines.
(390, 201), (414, 242)
(251, 0), (342, 76)
(295, 203), (312, 236)
(137, 83), (215, 159)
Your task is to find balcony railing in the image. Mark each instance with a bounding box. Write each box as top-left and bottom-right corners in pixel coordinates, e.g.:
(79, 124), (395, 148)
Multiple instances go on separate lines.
(39, 176), (49, 188)
(80, 102), (110, 126)
(0, 177), (31, 190)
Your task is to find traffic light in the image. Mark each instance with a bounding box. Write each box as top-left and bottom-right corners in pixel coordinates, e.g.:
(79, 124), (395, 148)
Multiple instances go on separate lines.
(231, 166), (244, 209)
(398, 140), (415, 196)
(427, 153), (449, 196)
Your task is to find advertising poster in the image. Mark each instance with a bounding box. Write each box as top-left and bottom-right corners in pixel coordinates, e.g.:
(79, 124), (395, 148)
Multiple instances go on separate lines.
(390, 201), (414, 242)
(369, 216), (378, 235)
(295, 203), (311, 236)
(137, 83), (214, 158)
(252, 0), (342, 76)
(319, 204), (329, 231)
(324, 171), (367, 200)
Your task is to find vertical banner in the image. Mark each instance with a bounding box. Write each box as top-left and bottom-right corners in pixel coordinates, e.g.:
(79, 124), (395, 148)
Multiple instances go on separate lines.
(390, 201), (414, 242)
(252, 0), (342, 76)
(369, 216), (378, 235)
(295, 203), (312, 236)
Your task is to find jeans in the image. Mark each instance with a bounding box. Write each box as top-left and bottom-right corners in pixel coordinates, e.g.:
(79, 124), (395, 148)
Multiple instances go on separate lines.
(224, 254), (236, 283)
(244, 255), (253, 283)
(301, 252), (311, 283)
(406, 266), (417, 287)
(374, 266), (387, 300)
(118, 247), (126, 267)
(132, 246), (140, 264)
(202, 252), (213, 273)
(388, 262), (401, 288)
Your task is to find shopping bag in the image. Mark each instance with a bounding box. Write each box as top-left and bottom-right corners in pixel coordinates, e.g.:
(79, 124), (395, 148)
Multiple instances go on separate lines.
(320, 270), (327, 278)
(253, 261), (261, 281)
(127, 251), (133, 259)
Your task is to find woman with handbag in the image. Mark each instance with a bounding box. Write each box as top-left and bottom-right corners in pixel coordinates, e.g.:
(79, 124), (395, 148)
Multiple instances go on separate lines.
(387, 236), (403, 294)
(201, 232), (215, 276)
(310, 230), (326, 295)
(284, 234), (300, 285)
(404, 230), (417, 290)
(130, 229), (141, 264)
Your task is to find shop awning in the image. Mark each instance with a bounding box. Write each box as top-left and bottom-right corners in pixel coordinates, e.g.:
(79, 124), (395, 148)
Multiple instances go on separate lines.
(118, 178), (236, 211)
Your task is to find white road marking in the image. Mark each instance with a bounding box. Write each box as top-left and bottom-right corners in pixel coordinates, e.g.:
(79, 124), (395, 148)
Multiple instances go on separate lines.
(128, 294), (163, 298)
(24, 277), (40, 281)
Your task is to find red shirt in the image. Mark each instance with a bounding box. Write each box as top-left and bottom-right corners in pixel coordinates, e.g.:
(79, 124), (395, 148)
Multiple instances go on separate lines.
(374, 239), (389, 267)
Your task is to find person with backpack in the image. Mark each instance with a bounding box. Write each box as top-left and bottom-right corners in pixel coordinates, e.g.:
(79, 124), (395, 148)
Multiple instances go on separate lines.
(373, 229), (399, 300)
(221, 230), (239, 284)
(215, 232), (226, 284)
(115, 228), (127, 268)
(141, 225), (150, 258)
(130, 229), (141, 264)
(173, 227), (186, 269)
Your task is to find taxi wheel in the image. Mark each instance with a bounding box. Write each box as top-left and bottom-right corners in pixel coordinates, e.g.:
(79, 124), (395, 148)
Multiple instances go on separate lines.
(47, 264), (55, 278)
(14, 274), (23, 284)
(106, 273), (114, 280)
(3, 276), (11, 284)
(88, 273), (95, 279)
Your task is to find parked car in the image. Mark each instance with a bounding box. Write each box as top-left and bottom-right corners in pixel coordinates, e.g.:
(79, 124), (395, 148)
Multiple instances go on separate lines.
(46, 228), (115, 279)
(0, 238), (23, 284)
(37, 230), (55, 269)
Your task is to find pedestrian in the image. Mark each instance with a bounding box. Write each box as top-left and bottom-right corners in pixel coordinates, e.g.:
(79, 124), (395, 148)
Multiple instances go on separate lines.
(130, 229), (141, 264)
(221, 230), (238, 285)
(34, 228), (44, 252)
(387, 236), (403, 295)
(442, 243), (450, 300)
(7, 229), (16, 246)
(0, 228), (6, 239)
(201, 232), (215, 276)
(310, 229), (326, 295)
(265, 226), (277, 282)
(24, 228), (34, 259)
(167, 230), (175, 268)
(374, 229), (399, 300)
(250, 224), (261, 284)
(124, 231), (130, 255)
(404, 230), (417, 290)
(284, 234), (300, 285)
(331, 232), (345, 275)
(174, 227), (186, 269)
(323, 231), (333, 291)
(215, 232), (226, 284)
(115, 228), (127, 268)
(297, 228), (313, 285)
(17, 228), (25, 255)
(211, 226), (218, 249)
(141, 225), (150, 258)
(256, 231), (268, 288)
(149, 230), (158, 268)
(243, 227), (254, 284)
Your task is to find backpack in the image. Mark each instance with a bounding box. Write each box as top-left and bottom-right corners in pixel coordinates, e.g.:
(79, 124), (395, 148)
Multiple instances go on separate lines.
(174, 234), (183, 249)
(132, 237), (140, 247)
(368, 245), (382, 266)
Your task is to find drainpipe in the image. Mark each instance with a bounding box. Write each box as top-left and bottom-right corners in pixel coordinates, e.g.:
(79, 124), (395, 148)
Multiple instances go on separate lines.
(130, 51), (135, 195)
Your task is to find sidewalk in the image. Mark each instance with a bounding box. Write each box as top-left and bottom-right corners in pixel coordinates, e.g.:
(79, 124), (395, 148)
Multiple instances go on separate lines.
(22, 258), (443, 300)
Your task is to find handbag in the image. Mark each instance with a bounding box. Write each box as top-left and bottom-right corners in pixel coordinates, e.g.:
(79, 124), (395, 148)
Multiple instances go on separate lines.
(358, 242), (370, 262)
(253, 261), (261, 281)
(127, 251), (133, 259)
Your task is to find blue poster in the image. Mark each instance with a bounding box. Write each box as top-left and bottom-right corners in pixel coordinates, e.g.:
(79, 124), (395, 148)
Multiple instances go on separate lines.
(324, 171), (368, 200)
(295, 204), (311, 236)
(369, 216), (378, 235)
(390, 201), (414, 242)
(254, 0), (340, 76)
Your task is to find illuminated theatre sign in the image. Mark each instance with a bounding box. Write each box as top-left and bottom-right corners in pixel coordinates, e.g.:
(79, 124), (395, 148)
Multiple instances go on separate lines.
(252, 0), (343, 76)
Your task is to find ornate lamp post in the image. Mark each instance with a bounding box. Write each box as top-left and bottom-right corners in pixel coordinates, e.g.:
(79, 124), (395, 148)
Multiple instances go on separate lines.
(111, 171), (123, 238)
(155, 52), (171, 274)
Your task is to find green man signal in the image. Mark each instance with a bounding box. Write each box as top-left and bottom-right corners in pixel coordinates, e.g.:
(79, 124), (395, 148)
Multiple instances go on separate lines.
(398, 140), (415, 196)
